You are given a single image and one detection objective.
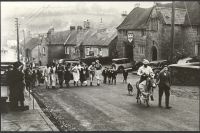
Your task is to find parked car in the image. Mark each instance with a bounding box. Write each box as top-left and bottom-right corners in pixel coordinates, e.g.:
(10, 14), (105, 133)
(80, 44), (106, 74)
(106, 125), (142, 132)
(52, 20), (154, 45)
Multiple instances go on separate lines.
(1, 62), (14, 106)
(177, 56), (200, 64)
(59, 59), (87, 68)
(149, 60), (170, 78)
(112, 58), (133, 73)
(132, 61), (143, 71)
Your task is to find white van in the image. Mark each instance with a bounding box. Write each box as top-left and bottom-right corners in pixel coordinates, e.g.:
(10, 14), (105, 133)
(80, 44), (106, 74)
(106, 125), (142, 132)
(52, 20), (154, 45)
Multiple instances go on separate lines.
(112, 58), (133, 72)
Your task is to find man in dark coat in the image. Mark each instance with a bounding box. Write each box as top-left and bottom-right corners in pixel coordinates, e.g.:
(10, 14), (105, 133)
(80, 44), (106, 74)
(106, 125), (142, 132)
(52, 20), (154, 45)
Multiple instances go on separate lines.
(80, 65), (88, 86)
(57, 64), (64, 88)
(9, 61), (26, 110)
(102, 67), (108, 84)
(24, 67), (33, 91)
(64, 63), (71, 88)
(156, 66), (172, 109)
(123, 69), (128, 83)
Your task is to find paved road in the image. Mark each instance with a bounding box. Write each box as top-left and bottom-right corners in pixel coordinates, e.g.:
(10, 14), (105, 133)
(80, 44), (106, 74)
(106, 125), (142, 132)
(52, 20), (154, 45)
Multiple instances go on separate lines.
(33, 73), (199, 131)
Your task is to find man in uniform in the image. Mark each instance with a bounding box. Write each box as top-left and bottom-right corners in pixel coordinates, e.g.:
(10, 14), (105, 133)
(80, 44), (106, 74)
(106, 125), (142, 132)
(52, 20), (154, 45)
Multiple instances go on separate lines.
(9, 61), (26, 111)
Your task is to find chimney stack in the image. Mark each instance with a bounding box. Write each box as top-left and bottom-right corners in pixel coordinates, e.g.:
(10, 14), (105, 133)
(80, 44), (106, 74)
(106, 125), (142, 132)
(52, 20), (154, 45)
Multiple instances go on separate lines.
(77, 26), (83, 31)
(83, 19), (90, 30)
(70, 26), (76, 31)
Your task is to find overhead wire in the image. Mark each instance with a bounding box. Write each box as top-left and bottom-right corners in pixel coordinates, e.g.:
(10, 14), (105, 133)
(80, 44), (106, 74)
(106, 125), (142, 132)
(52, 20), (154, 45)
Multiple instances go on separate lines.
(23, 7), (44, 26)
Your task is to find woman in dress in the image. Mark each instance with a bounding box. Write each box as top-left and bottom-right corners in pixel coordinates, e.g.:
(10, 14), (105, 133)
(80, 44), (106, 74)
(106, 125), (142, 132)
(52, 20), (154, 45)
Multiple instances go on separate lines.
(71, 63), (80, 86)
(95, 60), (102, 86)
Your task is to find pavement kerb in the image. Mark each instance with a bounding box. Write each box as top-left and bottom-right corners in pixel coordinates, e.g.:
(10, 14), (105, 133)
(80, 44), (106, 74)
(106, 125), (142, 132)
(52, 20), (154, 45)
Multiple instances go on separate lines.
(24, 89), (59, 131)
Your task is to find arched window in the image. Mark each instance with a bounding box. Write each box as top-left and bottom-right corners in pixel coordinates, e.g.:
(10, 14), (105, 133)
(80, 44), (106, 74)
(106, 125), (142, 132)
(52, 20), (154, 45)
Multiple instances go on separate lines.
(42, 47), (45, 55)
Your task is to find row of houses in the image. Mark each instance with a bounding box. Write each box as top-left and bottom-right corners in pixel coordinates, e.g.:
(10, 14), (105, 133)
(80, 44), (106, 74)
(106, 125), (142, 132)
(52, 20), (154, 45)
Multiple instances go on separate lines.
(23, 26), (117, 65)
(23, 1), (200, 66)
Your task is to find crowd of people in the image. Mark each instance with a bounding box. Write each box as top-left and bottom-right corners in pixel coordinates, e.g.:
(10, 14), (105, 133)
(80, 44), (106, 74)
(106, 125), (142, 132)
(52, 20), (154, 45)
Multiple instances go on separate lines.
(5, 58), (172, 111)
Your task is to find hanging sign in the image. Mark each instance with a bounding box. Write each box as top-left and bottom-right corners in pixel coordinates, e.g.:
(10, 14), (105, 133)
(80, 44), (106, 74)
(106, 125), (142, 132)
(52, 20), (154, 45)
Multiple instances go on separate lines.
(127, 31), (134, 43)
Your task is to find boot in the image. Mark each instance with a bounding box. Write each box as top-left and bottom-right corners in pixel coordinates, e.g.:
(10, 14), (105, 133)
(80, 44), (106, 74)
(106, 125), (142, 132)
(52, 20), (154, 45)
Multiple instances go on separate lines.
(165, 96), (171, 109)
(90, 82), (92, 86)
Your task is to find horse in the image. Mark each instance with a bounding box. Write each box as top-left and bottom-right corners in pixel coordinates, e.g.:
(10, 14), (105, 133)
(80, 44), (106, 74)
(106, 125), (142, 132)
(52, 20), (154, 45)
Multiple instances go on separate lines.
(136, 73), (157, 107)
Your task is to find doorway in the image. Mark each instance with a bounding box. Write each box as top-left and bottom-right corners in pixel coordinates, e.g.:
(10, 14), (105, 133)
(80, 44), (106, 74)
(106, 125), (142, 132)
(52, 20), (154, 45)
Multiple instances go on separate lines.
(125, 42), (133, 61)
(151, 46), (157, 61)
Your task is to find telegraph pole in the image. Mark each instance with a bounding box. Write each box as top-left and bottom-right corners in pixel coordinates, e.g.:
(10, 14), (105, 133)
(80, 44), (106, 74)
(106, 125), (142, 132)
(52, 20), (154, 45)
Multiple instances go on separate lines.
(23, 29), (26, 61)
(15, 18), (20, 61)
(170, 1), (175, 63)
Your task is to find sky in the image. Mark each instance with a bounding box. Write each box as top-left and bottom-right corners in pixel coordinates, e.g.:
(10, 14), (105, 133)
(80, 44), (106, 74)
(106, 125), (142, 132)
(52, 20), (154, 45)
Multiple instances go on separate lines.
(1, 1), (171, 43)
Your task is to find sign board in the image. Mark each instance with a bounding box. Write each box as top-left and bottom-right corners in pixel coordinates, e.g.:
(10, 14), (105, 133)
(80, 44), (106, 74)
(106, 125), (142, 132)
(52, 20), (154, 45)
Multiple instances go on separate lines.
(127, 31), (134, 43)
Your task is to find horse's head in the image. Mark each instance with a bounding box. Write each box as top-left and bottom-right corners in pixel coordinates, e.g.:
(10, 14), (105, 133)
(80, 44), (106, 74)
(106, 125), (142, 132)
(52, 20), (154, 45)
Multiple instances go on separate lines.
(147, 73), (157, 88)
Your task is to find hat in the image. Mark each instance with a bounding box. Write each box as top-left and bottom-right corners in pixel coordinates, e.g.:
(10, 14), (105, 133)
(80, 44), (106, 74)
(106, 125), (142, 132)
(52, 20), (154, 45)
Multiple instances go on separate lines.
(143, 59), (149, 65)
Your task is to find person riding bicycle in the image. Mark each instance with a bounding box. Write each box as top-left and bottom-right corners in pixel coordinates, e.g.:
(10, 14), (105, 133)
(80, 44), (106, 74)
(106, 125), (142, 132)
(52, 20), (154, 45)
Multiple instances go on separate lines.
(136, 59), (153, 100)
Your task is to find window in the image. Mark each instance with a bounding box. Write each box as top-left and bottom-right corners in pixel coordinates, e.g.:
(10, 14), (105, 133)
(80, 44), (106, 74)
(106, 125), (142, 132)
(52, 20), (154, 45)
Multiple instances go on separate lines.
(102, 48), (109, 57)
(141, 30), (146, 36)
(85, 47), (90, 56)
(197, 27), (200, 35)
(151, 18), (158, 31)
(138, 45), (145, 54)
(42, 47), (45, 55)
(195, 43), (200, 56)
(65, 46), (69, 54)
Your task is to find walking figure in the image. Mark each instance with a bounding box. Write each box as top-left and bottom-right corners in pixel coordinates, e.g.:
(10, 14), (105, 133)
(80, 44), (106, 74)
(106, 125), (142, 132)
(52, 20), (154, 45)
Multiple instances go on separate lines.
(95, 60), (102, 86)
(156, 66), (172, 109)
(123, 69), (128, 83)
(102, 67), (108, 84)
(88, 62), (96, 86)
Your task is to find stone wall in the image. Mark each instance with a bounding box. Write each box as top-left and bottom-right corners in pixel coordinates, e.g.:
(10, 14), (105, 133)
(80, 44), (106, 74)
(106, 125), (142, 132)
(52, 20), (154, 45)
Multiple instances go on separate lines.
(39, 38), (48, 66)
(169, 63), (200, 86)
(183, 26), (198, 57)
(116, 30), (146, 61)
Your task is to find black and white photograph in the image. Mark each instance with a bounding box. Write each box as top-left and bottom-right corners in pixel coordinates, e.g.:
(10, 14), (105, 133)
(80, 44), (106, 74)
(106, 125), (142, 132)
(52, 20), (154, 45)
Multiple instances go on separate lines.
(1, 1), (200, 131)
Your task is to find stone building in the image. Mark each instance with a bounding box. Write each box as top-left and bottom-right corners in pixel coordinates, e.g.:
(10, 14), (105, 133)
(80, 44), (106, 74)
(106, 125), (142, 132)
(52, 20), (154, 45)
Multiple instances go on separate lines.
(116, 1), (200, 62)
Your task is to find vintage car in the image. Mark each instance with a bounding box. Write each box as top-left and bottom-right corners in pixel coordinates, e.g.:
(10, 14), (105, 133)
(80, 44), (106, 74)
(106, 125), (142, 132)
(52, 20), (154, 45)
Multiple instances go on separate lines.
(1, 62), (14, 112)
(112, 58), (133, 72)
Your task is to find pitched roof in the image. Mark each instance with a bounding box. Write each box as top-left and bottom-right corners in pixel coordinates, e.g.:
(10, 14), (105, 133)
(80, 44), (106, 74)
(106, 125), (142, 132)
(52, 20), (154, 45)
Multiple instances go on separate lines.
(64, 28), (117, 46)
(25, 37), (40, 50)
(117, 2), (200, 30)
(156, 1), (200, 25)
(79, 28), (117, 46)
(156, 7), (187, 25)
(64, 30), (77, 45)
(50, 30), (71, 44)
(117, 7), (153, 30)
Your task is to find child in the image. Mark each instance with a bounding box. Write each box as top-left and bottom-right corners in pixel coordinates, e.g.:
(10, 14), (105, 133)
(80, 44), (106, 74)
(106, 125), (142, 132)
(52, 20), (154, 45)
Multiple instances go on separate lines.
(107, 67), (112, 84)
(111, 68), (117, 85)
(102, 67), (108, 84)
(123, 69), (128, 83)
(80, 65), (88, 86)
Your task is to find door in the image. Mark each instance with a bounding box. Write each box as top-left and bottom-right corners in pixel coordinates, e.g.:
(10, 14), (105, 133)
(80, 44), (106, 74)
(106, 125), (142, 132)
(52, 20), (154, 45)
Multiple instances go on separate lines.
(125, 42), (133, 61)
(151, 46), (157, 61)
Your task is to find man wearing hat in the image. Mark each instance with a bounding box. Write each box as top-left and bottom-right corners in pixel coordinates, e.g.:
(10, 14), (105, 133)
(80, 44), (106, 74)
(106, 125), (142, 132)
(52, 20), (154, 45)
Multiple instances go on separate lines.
(137, 59), (153, 99)
(156, 65), (172, 109)
(9, 61), (26, 111)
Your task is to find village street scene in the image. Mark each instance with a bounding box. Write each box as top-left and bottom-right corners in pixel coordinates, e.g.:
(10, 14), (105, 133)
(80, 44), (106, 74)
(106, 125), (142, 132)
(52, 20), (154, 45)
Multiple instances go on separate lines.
(1, 1), (200, 131)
